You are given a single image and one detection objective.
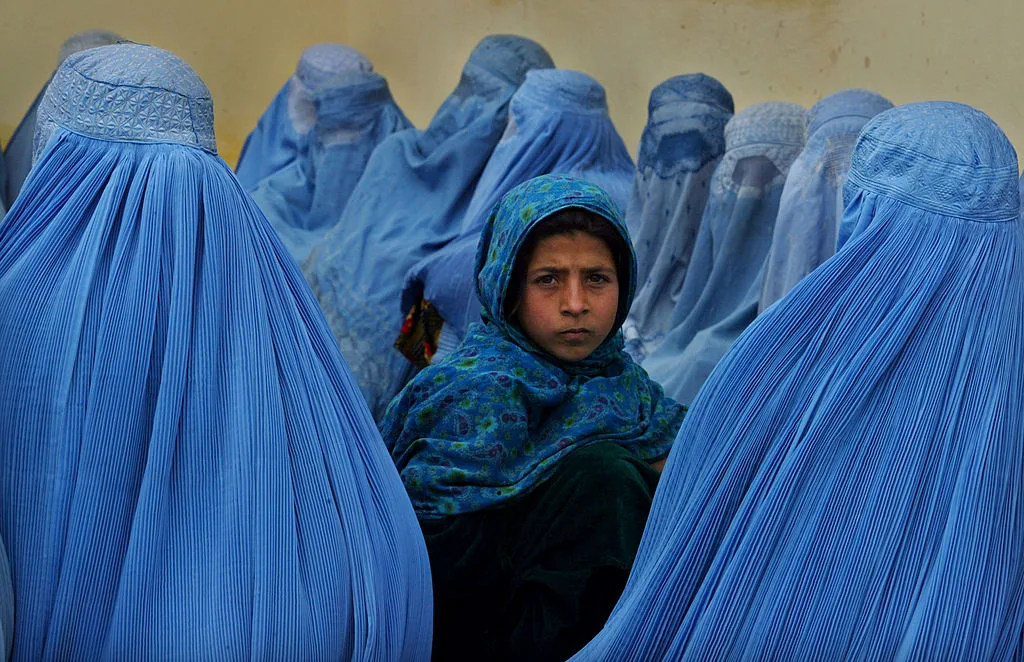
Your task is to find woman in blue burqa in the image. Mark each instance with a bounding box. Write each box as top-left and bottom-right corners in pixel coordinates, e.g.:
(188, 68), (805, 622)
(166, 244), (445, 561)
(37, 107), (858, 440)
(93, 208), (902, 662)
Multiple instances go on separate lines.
(620, 73), (734, 363)
(303, 35), (553, 419)
(380, 174), (686, 661)
(572, 101), (1024, 660)
(247, 59), (411, 262)
(234, 42), (375, 189)
(0, 44), (431, 660)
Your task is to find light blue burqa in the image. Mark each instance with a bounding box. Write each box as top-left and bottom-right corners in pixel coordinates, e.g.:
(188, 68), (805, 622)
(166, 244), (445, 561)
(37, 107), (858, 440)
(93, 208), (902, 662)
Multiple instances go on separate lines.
(302, 35), (553, 419)
(0, 44), (431, 660)
(621, 74), (734, 363)
(574, 101), (1024, 661)
(248, 71), (411, 262)
(758, 89), (892, 312)
(234, 43), (373, 190)
(642, 101), (806, 404)
(400, 68), (636, 361)
(3, 29), (121, 206)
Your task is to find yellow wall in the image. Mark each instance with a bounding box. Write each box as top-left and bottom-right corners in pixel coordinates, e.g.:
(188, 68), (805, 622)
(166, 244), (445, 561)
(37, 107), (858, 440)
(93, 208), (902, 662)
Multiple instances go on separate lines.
(1, 0), (1022, 167)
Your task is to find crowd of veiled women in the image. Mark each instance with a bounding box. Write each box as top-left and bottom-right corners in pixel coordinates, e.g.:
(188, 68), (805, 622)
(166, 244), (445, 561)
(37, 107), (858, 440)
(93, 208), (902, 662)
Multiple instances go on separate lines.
(0, 27), (1019, 661)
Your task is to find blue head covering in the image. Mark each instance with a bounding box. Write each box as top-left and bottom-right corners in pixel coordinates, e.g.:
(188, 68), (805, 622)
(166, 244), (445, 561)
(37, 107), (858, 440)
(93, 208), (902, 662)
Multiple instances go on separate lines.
(0, 44), (431, 660)
(642, 101), (807, 404)
(248, 70), (411, 262)
(379, 174), (685, 518)
(303, 35), (554, 419)
(234, 43), (373, 189)
(759, 89), (893, 312)
(621, 74), (734, 363)
(399, 69), (637, 359)
(573, 101), (1024, 661)
(3, 29), (122, 206)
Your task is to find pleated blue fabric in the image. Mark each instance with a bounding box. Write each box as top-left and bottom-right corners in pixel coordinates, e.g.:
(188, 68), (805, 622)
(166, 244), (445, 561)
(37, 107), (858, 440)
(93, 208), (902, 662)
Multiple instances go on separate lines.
(621, 74), (734, 363)
(399, 69), (636, 362)
(3, 29), (121, 206)
(642, 101), (806, 404)
(303, 35), (553, 419)
(234, 43), (373, 190)
(0, 43), (431, 660)
(758, 89), (892, 312)
(573, 100), (1024, 661)
(248, 71), (411, 262)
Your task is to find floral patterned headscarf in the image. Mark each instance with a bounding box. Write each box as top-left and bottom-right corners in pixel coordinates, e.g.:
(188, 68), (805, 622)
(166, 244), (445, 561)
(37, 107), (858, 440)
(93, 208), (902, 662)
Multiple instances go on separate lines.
(380, 175), (686, 518)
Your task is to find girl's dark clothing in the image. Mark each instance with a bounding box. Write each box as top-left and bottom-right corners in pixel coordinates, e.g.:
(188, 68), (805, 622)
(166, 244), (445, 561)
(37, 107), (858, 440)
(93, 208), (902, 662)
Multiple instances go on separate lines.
(424, 443), (660, 662)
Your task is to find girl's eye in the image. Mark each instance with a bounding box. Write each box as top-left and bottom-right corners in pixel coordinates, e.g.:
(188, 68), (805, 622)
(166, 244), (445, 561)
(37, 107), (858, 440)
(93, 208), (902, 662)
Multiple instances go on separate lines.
(535, 274), (556, 286)
(588, 273), (610, 284)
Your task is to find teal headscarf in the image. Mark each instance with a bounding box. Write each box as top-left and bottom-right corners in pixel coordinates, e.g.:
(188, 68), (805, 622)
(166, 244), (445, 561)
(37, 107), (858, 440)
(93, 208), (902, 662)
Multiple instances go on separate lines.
(380, 174), (686, 519)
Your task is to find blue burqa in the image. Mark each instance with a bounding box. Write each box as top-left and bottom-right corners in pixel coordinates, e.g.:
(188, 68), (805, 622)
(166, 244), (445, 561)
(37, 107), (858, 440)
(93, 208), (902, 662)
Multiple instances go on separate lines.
(642, 101), (806, 404)
(303, 35), (554, 419)
(234, 43), (373, 190)
(400, 68), (636, 363)
(621, 74), (734, 363)
(573, 101), (1024, 661)
(758, 89), (892, 312)
(3, 29), (121, 206)
(0, 44), (431, 660)
(248, 71), (411, 262)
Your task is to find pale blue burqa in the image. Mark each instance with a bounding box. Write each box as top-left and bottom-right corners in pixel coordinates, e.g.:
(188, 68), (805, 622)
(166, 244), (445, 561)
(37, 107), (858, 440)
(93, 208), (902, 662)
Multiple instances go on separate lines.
(234, 43), (373, 190)
(642, 101), (806, 404)
(248, 70), (411, 262)
(758, 89), (892, 312)
(303, 35), (553, 419)
(0, 44), (431, 660)
(573, 101), (1024, 661)
(399, 68), (636, 362)
(3, 29), (121, 206)
(621, 74), (734, 363)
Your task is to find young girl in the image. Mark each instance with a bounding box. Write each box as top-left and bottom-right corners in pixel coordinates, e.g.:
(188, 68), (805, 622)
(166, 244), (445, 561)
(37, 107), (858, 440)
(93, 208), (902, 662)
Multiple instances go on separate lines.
(380, 174), (687, 661)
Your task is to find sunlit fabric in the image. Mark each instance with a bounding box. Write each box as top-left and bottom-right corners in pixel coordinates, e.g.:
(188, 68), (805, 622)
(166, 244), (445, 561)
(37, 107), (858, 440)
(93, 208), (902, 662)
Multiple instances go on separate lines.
(3, 29), (121, 206)
(0, 44), (431, 660)
(574, 101), (1024, 660)
(400, 69), (636, 364)
(303, 35), (553, 419)
(234, 43), (373, 190)
(621, 74), (734, 363)
(758, 89), (892, 312)
(642, 101), (806, 404)
(249, 71), (410, 262)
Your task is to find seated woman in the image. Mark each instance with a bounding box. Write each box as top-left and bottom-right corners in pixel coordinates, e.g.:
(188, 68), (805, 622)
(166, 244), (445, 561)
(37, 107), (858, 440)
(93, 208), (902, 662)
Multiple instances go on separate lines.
(380, 174), (687, 661)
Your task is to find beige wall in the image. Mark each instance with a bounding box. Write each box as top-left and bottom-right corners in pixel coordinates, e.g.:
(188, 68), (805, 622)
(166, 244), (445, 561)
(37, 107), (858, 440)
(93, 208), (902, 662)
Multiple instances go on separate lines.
(1, 0), (1021, 167)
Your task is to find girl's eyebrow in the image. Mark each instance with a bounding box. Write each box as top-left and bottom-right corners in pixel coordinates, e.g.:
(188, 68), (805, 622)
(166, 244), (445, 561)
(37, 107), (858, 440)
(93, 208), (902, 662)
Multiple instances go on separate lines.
(527, 264), (616, 275)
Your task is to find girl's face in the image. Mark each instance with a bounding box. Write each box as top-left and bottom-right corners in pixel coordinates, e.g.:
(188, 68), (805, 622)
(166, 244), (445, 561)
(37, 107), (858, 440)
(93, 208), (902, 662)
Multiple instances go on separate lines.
(515, 231), (619, 362)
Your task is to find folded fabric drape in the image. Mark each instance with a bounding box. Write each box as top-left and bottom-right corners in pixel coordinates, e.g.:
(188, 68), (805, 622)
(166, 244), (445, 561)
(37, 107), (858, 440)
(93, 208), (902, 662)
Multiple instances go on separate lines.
(642, 101), (806, 404)
(573, 101), (1024, 661)
(0, 43), (431, 660)
(621, 74), (734, 363)
(759, 89), (892, 311)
